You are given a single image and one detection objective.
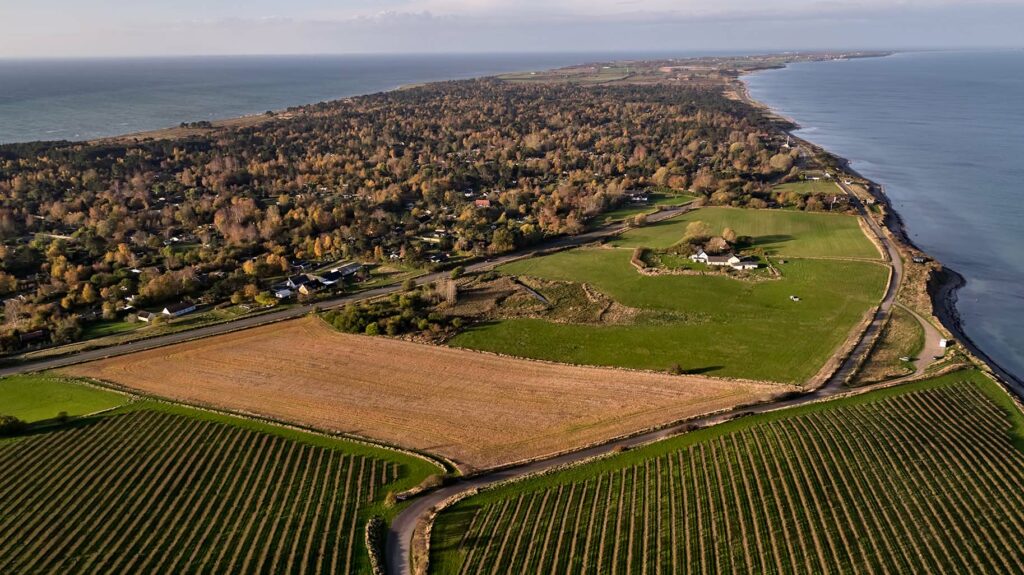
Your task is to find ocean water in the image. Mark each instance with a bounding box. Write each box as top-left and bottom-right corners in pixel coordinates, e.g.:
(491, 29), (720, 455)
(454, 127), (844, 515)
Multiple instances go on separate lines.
(745, 50), (1024, 381)
(0, 53), (633, 144)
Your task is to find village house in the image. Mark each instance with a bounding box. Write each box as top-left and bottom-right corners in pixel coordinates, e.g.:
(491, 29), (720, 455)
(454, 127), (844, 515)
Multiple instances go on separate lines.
(161, 302), (197, 318)
(690, 249), (759, 271)
(136, 310), (156, 323)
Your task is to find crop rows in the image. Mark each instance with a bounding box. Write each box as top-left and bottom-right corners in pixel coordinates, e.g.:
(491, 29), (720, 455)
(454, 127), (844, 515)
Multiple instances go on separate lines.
(445, 381), (1024, 574)
(0, 409), (400, 574)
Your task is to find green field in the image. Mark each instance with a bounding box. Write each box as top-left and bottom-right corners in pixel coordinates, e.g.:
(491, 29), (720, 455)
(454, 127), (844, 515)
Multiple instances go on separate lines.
(611, 207), (879, 259)
(772, 179), (842, 196)
(0, 401), (439, 574)
(450, 208), (887, 383)
(594, 192), (696, 225)
(431, 369), (1024, 574)
(0, 375), (129, 422)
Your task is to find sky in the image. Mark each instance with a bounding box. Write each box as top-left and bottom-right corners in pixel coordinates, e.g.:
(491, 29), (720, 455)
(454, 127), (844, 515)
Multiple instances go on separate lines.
(2, 0), (1023, 58)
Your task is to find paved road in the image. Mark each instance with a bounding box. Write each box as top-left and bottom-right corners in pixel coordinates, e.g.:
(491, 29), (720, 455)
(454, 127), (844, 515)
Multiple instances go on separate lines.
(385, 188), (917, 575)
(0, 203), (692, 378)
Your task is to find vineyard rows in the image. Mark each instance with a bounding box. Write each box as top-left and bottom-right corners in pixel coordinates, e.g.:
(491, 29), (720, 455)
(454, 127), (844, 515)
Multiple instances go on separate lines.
(0, 409), (401, 574)
(439, 380), (1024, 574)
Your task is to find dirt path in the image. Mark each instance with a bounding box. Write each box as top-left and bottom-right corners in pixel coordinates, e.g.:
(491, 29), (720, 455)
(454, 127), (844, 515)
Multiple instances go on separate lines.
(894, 302), (945, 376)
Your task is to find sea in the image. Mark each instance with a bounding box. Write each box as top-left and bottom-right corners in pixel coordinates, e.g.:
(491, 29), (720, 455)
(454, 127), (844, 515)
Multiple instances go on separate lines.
(744, 50), (1024, 382)
(0, 53), (646, 144)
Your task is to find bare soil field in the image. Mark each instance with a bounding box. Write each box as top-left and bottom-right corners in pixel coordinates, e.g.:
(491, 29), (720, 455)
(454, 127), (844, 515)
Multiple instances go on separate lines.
(63, 317), (781, 471)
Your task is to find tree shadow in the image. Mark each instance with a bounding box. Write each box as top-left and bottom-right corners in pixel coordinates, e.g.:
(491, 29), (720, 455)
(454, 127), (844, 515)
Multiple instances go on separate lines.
(682, 365), (724, 375)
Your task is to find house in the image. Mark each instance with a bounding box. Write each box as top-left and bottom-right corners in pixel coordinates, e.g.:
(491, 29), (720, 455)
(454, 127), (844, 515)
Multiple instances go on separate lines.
(136, 310), (156, 323)
(691, 249), (759, 270)
(333, 262), (363, 277)
(474, 199), (492, 208)
(727, 255), (760, 270)
(298, 282), (323, 296)
(690, 249), (734, 267)
(286, 274), (317, 289)
(272, 287), (294, 299)
(19, 329), (48, 345)
(940, 339), (954, 348)
(162, 302), (197, 318)
(318, 271), (344, 286)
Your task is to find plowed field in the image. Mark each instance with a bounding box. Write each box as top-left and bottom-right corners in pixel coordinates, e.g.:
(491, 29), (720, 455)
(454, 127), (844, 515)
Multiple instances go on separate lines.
(64, 317), (780, 470)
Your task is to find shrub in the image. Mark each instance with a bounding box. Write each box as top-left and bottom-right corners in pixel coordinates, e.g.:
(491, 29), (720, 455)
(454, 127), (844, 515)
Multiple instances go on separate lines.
(0, 415), (26, 436)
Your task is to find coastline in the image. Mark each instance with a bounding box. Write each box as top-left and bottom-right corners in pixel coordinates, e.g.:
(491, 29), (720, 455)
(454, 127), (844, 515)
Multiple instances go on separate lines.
(735, 68), (1024, 391)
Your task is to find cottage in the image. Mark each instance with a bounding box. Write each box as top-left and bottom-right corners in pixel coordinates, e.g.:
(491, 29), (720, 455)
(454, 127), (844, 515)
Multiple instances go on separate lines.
(162, 302), (197, 318)
(691, 249), (759, 270)
(690, 249), (733, 267)
(727, 255), (759, 270)
(333, 262), (363, 277)
(286, 274), (318, 289)
(18, 329), (48, 345)
(136, 310), (156, 323)
(318, 271), (344, 286)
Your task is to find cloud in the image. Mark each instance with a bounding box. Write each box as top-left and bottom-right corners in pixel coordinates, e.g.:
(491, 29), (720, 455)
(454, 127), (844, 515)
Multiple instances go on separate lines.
(1, 0), (1022, 57)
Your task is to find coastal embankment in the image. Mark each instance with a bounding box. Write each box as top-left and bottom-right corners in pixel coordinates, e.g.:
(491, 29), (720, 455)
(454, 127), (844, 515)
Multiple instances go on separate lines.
(737, 69), (1023, 392)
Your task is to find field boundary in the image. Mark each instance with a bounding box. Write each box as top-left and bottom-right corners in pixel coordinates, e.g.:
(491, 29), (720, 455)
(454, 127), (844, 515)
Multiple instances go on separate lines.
(71, 375), (452, 474)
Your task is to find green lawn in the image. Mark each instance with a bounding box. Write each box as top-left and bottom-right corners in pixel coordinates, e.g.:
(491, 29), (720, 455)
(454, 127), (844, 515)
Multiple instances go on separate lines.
(0, 375), (130, 422)
(594, 192), (696, 225)
(450, 208), (887, 383)
(431, 370), (1024, 574)
(612, 206), (880, 259)
(452, 250), (885, 382)
(772, 179), (842, 196)
(81, 319), (139, 339)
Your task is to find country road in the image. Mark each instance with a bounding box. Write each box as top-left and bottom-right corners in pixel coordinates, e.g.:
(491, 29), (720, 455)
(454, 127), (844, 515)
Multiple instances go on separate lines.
(0, 203), (692, 378)
(1, 188), (942, 575)
(383, 182), (946, 575)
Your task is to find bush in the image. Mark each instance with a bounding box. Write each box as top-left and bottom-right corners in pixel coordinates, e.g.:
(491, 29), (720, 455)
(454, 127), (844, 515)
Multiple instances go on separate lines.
(669, 363), (684, 375)
(450, 266), (466, 279)
(364, 322), (380, 336)
(0, 415), (27, 436)
(402, 278), (417, 291)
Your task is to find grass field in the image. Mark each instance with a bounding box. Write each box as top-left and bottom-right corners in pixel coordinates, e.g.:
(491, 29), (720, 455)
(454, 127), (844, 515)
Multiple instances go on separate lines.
(431, 369), (1024, 574)
(772, 179), (842, 196)
(854, 306), (926, 384)
(0, 375), (129, 422)
(611, 207), (880, 259)
(594, 192), (696, 226)
(0, 400), (436, 574)
(64, 317), (779, 471)
(451, 208), (887, 383)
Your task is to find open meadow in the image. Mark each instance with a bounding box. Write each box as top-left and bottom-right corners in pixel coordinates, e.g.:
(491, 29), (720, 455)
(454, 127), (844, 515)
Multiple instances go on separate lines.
(0, 375), (129, 422)
(451, 208), (887, 383)
(431, 369), (1024, 574)
(609, 207), (880, 259)
(0, 400), (436, 574)
(63, 317), (782, 471)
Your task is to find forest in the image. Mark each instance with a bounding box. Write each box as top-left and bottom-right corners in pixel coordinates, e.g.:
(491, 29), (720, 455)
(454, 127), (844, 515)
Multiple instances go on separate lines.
(0, 78), (825, 351)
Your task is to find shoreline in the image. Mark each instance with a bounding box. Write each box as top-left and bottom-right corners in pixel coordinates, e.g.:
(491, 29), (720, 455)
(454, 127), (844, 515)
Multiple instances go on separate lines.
(736, 67), (1024, 391)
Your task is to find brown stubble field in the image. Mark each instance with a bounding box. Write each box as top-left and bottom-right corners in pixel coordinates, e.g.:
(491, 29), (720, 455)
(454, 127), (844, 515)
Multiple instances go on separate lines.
(63, 317), (782, 471)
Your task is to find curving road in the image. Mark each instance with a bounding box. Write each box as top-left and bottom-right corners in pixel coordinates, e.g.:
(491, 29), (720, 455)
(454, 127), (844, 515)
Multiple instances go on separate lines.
(384, 181), (948, 575)
(0, 203), (693, 378)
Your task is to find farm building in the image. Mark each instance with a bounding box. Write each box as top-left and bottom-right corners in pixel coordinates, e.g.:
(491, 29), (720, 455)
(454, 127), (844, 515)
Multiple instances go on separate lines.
(161, 302), (197, 318)
(690, 249), (759, 270)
